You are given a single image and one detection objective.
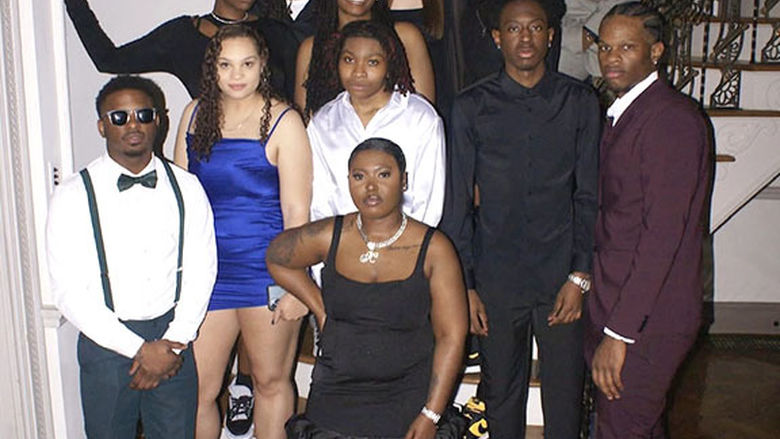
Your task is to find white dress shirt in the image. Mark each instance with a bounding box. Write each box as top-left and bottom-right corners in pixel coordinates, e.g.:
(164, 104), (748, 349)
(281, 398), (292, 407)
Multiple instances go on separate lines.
(607, 71), (658, 125)
(307, 90), (446, 226)
(46, 154), (217, 359)
(602, 71), (659, 345)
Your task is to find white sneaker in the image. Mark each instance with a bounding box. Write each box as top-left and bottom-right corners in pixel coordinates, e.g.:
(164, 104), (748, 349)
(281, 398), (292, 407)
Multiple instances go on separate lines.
(223, 377), (254, 439)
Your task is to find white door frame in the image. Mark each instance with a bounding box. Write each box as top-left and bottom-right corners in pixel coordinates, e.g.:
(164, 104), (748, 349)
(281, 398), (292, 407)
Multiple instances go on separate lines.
(0, 0), (76, 437)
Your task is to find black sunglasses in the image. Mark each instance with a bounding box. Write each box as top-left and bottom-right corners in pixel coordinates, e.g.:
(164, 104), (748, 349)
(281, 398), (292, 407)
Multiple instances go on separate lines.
(103, 108), (157, 126)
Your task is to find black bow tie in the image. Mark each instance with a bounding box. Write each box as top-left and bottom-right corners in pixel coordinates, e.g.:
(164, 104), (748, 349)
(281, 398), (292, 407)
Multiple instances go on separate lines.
(117, 170), (157, 192)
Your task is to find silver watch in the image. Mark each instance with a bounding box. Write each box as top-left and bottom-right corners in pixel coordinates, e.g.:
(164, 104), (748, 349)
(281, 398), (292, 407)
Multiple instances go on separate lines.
(567, 273), (591, 292)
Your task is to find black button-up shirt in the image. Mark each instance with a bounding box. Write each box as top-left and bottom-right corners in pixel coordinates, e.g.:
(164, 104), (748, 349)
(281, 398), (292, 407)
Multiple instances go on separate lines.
(441, 70), (601, 302)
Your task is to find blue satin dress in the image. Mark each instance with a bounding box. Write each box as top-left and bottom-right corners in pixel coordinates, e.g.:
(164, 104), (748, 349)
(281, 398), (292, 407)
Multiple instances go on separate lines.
(187, 108), (291, 310)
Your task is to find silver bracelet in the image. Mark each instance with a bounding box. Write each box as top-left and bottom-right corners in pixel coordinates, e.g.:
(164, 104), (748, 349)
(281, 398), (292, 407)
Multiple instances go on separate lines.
(420, 406), (441, 424)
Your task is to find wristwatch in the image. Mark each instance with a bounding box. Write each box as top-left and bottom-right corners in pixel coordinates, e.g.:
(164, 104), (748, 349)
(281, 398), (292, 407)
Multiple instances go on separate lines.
(568, 273), (591, 293)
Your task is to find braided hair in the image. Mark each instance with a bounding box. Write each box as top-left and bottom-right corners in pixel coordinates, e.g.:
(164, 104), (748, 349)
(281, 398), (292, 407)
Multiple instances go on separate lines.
(304, 0), (398, 117)
(191, 25), (280, 159)
(337, 20), (415, 97)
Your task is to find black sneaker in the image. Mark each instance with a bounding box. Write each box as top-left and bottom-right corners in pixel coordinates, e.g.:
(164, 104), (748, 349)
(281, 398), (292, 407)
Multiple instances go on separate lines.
(224, 377), (254, 439)
(465, 334), (481, 373)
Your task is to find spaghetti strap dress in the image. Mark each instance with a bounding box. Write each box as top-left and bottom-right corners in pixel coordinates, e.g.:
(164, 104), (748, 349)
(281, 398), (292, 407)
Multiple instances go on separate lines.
(186, 107), (292, 310)
(289, 215), (436, 438)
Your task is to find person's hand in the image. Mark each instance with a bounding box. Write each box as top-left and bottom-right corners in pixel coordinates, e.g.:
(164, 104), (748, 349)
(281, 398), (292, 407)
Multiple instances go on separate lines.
(315, 313), (328, 332)
(404, 413), (437, 439)
(591, 336), (627, 400)
(272, 293), (309, 324)
(467, 289), (488, 336)
(132, 340), (185, 375)
(129, 340), (185, 389)
(548, 277), (584, 326)
(129, 361), (165, 390)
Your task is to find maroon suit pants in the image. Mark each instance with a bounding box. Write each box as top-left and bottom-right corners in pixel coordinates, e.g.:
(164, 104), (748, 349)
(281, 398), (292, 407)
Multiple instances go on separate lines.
(593, 332), (696, 439)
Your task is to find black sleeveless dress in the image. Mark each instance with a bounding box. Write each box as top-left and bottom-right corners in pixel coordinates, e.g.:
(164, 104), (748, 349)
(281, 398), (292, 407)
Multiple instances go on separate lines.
(290, 216), (436, 438)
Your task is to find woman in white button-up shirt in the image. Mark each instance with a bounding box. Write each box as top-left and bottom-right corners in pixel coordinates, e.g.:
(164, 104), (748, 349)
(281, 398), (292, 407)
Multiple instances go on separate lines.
(307, 20), (446, 230)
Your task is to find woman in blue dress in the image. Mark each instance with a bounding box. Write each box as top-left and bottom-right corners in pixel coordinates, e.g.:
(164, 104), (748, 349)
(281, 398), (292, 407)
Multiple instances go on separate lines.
(174, 25), (311, 439)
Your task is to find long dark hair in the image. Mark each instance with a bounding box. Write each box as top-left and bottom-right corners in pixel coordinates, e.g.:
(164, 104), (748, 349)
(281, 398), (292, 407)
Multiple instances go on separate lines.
(336, 20), (414, 97)
(191, 25), (279, 159)
(304, 0), (397, 117)
(421, 0), (445, 39)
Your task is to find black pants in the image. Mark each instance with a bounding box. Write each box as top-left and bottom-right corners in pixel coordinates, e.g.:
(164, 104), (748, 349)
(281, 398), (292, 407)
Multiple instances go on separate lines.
(78, 308), (197, 439)
(478, 297), (584, 439)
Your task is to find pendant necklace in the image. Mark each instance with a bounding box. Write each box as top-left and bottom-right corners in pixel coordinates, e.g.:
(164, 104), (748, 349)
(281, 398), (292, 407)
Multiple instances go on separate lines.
(356, 213), (407, 264)
(210, 12), (249, 25)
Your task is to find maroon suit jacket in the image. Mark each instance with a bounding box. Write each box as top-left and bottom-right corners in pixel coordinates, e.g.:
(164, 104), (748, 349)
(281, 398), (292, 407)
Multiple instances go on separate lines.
(587, 80), (711, 346)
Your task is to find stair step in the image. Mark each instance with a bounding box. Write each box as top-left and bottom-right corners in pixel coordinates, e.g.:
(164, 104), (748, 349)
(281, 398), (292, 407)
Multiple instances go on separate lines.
(704, 16), (780, 24)
(692, 59), (780, 71)
(706, 109), (780, 117)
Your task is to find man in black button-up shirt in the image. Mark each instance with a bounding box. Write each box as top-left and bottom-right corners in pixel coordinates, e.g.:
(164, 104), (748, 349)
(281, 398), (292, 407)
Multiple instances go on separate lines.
(440, 0), (600, 437)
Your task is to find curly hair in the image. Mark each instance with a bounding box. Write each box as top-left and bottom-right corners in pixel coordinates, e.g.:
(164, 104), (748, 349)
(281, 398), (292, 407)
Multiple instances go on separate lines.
(337, 20), (415, 97)
(191, 25), (279, 159)
(304, 0), (399, 117)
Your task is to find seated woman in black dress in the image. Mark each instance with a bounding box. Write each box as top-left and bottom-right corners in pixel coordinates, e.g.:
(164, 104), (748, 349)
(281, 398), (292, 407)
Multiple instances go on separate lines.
(64, 0), (298, 100)
(267, 138), (468, 439)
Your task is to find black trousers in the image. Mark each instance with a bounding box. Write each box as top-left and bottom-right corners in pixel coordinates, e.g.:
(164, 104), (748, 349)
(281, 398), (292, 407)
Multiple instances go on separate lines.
(478, 297), (584, 439)
(78, 308), (197, 439)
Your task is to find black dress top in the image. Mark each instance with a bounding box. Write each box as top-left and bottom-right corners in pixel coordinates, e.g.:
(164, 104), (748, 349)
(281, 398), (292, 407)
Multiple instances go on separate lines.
(301, 216), (435, 438)
(65, 0), (299, 100)
(440, 70), (600, 301)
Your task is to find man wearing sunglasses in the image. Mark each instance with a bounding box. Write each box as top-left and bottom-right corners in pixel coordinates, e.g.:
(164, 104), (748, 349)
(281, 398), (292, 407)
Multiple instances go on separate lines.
(46, 75), (217, 438)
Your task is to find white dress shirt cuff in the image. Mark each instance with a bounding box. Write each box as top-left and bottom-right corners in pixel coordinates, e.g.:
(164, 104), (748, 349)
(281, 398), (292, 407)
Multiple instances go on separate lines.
(603, 327), (636, 344)
(124, 336), (146, 359)
(161, 326), (194, 347)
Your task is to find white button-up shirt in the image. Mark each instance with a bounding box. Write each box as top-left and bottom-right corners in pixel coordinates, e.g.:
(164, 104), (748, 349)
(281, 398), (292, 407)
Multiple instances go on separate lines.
(607, 71), (658, 125)
(307, 91), (446, 226)
(46, 154), (217, 358)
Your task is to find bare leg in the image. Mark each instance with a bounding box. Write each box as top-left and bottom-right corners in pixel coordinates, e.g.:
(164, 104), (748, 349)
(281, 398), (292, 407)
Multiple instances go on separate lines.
(238, 306), (301, 439)
(194, 309), (241, 439)
(237, 336), (252, 377)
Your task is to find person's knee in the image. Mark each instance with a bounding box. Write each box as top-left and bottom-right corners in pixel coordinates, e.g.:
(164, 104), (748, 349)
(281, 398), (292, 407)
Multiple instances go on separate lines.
(251, 368), (290, 397)
(197, 375), (224, 403)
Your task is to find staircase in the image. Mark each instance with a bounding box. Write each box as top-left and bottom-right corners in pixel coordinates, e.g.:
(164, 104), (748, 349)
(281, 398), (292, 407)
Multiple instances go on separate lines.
(657, 0), (780, 230)
(293, 1), (780, 435)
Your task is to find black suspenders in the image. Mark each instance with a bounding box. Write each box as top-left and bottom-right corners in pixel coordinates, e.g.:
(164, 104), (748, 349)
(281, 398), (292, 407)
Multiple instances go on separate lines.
(79, 159), (185, 311)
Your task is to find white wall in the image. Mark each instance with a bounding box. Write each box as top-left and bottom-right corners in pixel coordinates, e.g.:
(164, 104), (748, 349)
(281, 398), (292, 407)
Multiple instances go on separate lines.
(714, 198), (780, 303)
(65, 0), (212, 169)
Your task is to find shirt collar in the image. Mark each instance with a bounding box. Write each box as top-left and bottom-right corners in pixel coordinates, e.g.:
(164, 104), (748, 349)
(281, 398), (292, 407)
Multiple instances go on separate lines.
(102, 152), (157, 179)
(607, 71), (658, 125)
(499, 68), (556, 101)
(340, 89), (407, 113)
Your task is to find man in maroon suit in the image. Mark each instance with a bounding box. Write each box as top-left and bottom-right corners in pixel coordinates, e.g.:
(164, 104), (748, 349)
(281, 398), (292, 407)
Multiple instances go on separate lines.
(585, 2), (711, 438)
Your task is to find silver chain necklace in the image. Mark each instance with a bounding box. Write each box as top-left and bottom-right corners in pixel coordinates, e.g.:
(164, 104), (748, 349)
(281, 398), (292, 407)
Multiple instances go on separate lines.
(209, 12), (249, 25)
(356, 213), (407, 264)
